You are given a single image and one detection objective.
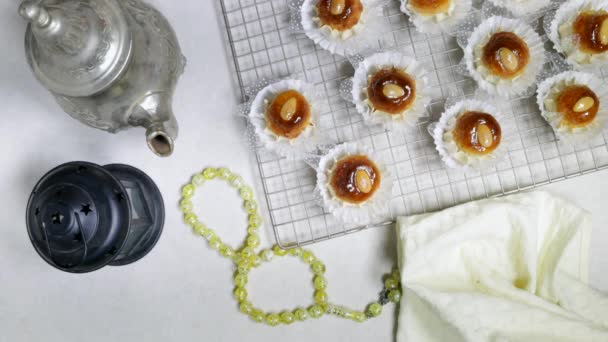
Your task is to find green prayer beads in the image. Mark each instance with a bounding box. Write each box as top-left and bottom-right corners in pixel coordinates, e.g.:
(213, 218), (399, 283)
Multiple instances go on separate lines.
(313, 276), (327, 290)
(385, 277), (399, 290)
(266, 313), (280, 326)
(367, 303), (383, 317)
(280, 311), (295, 325)
(179, 167), (402, 326)
(240, 301), (253, 314)
(294, 308), (308, 321)
(234, 287), (248, 301)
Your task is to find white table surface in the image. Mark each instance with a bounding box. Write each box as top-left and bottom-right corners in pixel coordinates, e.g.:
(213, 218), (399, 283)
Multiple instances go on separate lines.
(1, 1), (607, 341)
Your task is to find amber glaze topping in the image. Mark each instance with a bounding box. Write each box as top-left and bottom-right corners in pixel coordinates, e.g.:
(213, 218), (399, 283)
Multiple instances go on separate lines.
(482, 32), (530, 78)
(556, 85), (599, 127)
(453, 111), (502, 155)
(330, 155), (381, 204)
(266, 90), (312, 139)
(409, 0), (452, 16)
(367, 68), (417, 115)
(317, 0), (364, 31)
(573, 11), (608, 54)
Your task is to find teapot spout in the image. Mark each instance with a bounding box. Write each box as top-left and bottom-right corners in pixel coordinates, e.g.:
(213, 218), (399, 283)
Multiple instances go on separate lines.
(133, 92), (179, 157)
(146, 124), (175, 158)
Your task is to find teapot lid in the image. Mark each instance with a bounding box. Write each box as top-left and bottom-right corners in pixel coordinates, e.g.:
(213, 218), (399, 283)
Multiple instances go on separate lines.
(21, 0), (132, 97)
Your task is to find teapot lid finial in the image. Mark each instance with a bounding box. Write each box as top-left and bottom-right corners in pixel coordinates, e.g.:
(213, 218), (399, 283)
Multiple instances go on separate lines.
(21, 0), (133, 97)
(19, 1), (52, 27)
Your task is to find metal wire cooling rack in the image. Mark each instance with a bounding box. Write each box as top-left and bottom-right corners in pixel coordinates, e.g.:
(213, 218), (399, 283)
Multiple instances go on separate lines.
(219, 0), (608, 248)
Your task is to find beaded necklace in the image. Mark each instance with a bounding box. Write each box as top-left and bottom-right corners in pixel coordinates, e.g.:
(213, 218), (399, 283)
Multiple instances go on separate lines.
(179, 167), (402, 326)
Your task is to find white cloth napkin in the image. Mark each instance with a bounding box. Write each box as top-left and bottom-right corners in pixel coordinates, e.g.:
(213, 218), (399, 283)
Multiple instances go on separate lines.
(396, 191), (608, 342)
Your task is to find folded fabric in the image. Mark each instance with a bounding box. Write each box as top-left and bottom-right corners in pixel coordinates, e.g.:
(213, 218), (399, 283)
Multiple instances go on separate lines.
(396, 191), (608, 342)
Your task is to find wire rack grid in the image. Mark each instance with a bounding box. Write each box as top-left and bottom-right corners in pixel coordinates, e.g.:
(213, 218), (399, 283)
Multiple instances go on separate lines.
(219, 0), (608, 248)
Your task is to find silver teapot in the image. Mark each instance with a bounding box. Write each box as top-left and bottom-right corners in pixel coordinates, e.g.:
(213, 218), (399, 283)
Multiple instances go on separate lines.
(19, 0), (186, 157)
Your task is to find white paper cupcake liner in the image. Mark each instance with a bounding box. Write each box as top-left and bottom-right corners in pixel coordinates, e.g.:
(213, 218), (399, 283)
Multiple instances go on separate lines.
(295, 0), (389, 57)
(247, 79), (330, 160)
(464, 16), (546, 97)
(430, 98), (508, 170)
(316, 142), (393, 225)
(345, 51), (431, 131)
(548, 0), (608, 70)
(400, 0), (472, 34)
(536, 71), (608, 144)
